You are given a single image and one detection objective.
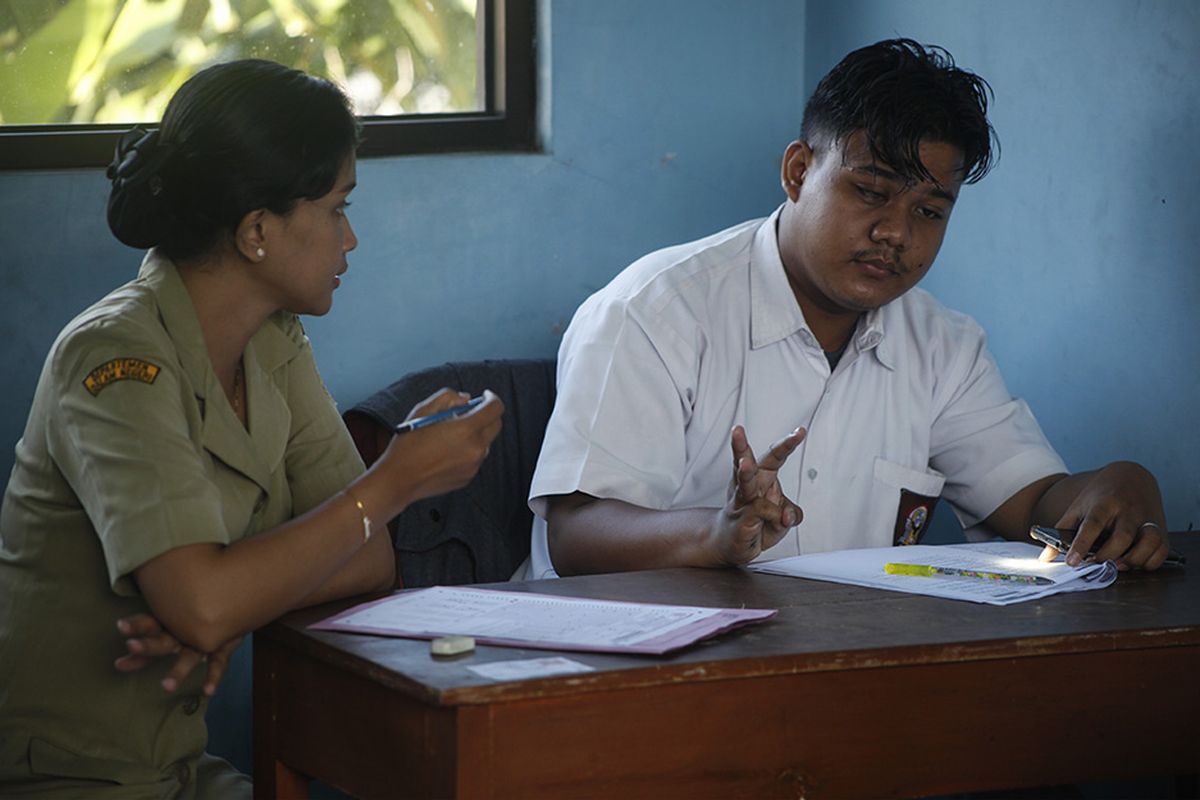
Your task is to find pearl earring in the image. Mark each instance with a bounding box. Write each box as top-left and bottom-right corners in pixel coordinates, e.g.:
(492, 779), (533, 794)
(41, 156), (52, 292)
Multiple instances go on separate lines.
(256, 248), (265, 259)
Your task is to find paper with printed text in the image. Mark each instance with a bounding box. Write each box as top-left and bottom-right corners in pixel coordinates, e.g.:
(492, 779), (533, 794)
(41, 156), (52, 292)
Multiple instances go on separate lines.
(749, 540), (1116, 605)
(310, 586), (776, 654)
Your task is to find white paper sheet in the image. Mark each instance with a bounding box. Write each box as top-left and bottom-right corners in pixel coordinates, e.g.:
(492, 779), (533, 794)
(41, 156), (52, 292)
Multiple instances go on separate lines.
(467, 657), (595, 681)
(749, 541), (1117, 605)
(310, 586), (776, 654)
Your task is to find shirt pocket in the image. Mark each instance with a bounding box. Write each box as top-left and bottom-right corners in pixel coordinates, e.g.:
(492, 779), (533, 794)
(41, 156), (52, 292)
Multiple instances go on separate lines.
(873, 458), (946, 546)
(872, 458), (946, 497)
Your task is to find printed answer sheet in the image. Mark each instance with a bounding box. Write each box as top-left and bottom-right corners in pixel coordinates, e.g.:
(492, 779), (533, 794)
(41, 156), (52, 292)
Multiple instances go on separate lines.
(749, 541), (1117, 605)
(310, 586), (775, 654)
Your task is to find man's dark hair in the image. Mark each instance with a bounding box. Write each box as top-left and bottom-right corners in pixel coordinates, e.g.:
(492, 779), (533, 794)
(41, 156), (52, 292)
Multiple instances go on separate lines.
(801, 38), (996, 185)
(106, 59), (362, 261)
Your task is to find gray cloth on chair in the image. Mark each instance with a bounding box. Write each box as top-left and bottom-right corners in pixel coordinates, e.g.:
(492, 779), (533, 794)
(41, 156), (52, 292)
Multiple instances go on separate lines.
(344, 359), (556, 588)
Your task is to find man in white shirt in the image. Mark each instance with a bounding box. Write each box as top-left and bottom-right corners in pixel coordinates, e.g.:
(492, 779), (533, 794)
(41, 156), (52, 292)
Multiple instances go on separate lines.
(522, 39), (1170, 579)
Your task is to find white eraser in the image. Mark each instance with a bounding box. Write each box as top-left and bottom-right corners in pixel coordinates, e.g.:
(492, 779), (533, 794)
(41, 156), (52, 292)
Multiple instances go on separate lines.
(431, 635), (475, 656)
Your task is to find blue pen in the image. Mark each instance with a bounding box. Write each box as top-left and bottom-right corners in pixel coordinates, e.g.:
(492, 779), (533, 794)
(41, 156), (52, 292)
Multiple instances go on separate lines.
(394, 396), (484, 433)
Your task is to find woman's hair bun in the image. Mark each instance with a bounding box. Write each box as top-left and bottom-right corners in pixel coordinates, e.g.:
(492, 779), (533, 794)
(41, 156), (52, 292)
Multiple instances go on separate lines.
(104, 60), (360, 261)
(106, 127), (176, 248)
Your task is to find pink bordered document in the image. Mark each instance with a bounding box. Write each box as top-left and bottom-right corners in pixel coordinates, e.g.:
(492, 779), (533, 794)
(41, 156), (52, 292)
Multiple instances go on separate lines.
(309, 585), (776, 655)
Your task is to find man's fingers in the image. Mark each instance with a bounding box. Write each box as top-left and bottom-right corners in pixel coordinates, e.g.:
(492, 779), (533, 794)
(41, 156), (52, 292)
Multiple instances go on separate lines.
(758, 427), (806, 472)
(1116, 524), (1169, 571)
(751, 495), (783, 526)
(782, 499), (803, 529)
(729, 425), (757, 471)
(759, 525), (789, 552)
(1052, 507), (1082, 531)
(728, 497), (770, 554)
(1038, 544), (1061, 563)
(1064, 514), (1112, 567)
(1114, 539), (1149, 571)
(732, 457), (758, 508)
(734, 495), (798, 551)
(736, 496), (790, 534)
(1092, 518), (1136, 566)
(1049, 461), (1168, 572)
(1141, 540), (1171, 572)
(1051, 511), (1082, 560)
(766, 499), (803, 535)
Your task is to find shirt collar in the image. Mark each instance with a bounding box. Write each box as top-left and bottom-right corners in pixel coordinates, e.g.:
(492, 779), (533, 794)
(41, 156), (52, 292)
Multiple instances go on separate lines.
(138, 249), (299, 491)
(137, 249), (304, 395)
(749, 206), (808, 350)
(250, 312), (304, 374)
(856, 304), (894, 370)
(749, 205), (896, 370)
(138, 249), (214, 395)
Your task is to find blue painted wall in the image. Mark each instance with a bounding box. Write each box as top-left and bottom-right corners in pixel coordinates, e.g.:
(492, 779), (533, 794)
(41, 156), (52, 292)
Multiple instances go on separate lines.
(807, 0), (1200, 541)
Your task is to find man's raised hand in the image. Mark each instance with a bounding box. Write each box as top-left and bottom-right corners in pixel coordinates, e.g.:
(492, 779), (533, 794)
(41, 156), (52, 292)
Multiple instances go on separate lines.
(709, 425), (806, 566)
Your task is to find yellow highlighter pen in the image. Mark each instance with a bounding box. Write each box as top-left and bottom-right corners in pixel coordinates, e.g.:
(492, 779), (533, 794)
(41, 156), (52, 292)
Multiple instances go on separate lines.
(884, 562), (1053, 586)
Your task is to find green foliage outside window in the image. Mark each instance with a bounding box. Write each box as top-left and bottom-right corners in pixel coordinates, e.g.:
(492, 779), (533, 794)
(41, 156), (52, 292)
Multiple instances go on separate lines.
(0, 0), (479, 127)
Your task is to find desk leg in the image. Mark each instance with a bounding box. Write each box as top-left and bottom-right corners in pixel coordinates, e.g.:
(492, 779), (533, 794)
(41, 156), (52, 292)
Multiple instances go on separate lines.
(253, 635), (311, 799)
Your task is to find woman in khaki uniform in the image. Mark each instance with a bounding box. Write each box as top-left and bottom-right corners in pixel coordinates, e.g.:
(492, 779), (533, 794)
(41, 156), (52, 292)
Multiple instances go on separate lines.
(0, 60), (503, 798)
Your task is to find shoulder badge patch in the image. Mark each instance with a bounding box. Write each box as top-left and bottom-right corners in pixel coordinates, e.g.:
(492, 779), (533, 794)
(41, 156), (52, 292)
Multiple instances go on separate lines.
(83, 358), (161, 396)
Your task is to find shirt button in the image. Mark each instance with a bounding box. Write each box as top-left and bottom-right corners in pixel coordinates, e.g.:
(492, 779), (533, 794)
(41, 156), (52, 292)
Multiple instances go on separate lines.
(182, 696), (201, 715)
(807, 468), (818, 480)
(175, 762), (191, 784)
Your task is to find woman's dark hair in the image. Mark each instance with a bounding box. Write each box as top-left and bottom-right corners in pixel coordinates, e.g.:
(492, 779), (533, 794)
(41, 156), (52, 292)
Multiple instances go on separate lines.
(801, 38), (997, 185)
(106, 59), (361, 261)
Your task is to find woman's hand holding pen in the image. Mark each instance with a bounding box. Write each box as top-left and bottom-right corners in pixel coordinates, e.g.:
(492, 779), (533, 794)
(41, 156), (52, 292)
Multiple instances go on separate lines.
(707, 425), (805, 567)
(112, 390), (502, 686)
(378, 388), (504, 505)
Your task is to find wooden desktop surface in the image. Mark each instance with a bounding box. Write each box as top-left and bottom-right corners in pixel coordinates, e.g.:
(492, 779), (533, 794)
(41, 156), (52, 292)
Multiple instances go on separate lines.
(254, 535), (1200, 799)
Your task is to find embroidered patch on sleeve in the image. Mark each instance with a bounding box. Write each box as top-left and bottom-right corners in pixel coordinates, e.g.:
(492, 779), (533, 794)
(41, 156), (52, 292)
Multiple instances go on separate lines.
(83, 358), (161, 396)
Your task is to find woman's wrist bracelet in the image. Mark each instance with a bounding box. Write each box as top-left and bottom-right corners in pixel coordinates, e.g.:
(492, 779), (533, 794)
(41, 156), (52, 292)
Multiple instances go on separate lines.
(344, 487), (373, 544)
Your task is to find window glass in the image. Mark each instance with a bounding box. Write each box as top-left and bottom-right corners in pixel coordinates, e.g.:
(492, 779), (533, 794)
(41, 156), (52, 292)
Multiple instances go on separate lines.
(0, 0), (480, 127)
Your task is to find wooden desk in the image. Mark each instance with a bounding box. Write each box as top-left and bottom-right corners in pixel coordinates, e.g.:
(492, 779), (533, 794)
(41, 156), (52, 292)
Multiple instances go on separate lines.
(254, 535), (1200, 799)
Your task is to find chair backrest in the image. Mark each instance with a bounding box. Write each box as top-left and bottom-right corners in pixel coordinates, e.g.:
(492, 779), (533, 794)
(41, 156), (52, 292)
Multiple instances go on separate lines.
(343, 358), (556, 588)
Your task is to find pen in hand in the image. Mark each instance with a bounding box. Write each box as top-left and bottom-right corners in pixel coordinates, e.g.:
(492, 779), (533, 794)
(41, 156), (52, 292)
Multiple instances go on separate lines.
(394, 396), (485, 434)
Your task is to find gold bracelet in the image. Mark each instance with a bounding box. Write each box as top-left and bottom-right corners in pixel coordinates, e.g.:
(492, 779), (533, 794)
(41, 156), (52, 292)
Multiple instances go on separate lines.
(345, 488), (373, 544)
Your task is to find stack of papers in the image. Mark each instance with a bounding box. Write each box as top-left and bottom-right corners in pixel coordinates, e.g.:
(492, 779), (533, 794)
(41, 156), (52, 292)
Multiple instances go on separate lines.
(310, 586), (776, 654)
(749, 541), (1117, 606)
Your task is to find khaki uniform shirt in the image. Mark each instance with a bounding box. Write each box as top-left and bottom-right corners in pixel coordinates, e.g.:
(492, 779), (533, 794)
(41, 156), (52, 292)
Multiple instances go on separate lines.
(0, 250), (364, 797)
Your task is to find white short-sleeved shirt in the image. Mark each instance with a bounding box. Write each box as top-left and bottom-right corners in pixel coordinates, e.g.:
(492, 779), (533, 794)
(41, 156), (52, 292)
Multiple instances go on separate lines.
(520, 208), (1067, 580)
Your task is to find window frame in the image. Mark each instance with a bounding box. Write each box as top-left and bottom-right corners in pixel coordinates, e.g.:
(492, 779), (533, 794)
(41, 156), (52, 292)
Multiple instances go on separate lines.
(0, 0), (536, 170)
